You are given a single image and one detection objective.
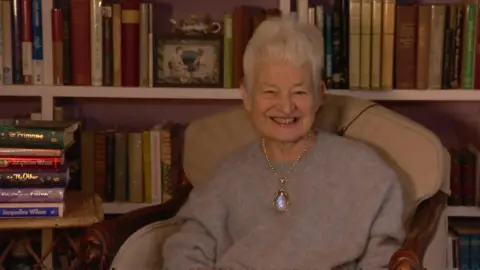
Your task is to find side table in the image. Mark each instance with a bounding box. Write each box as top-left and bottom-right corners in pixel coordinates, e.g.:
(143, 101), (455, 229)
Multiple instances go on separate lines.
(0, 191), (103, 269)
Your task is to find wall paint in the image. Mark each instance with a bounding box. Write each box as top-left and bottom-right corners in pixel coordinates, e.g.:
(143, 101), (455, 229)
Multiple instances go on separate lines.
(0, 97), (41, 118)
(161, 0), (277, 19)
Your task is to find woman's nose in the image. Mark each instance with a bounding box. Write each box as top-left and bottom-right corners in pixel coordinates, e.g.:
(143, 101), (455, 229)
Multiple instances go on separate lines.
(278, 95), (295, 114)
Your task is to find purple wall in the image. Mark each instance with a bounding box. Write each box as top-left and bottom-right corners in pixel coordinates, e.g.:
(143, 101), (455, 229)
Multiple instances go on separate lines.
(0, 97), (41, 118)
(162, 0), (277, 19)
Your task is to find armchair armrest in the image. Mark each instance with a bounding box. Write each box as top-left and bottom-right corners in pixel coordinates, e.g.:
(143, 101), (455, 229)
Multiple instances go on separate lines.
(74, 183), (193, 269)
(388, 191), (447, 270)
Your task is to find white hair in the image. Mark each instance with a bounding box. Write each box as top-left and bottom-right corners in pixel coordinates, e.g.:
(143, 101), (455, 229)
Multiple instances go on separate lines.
(242, 16), (324, 94)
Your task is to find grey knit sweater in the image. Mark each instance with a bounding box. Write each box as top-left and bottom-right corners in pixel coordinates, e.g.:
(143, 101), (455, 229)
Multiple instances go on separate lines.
(162, 132), (406, 269)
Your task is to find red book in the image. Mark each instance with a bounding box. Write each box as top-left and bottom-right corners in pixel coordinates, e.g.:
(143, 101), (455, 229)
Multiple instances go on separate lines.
(0, 155), (64, 169)
(52, 8), (63, 84)
(121, 0), (140, 86)
(70, 0), (91, 85)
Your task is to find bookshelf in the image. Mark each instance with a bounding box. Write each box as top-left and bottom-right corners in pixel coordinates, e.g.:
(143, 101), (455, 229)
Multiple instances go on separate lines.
(5, 85), (480, 101)
(447, 206), (480, 218)
(6, 86), (480, 123)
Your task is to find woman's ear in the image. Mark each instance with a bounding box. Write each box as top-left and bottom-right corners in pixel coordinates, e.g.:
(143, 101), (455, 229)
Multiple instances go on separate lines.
(240, 83), (252, 112)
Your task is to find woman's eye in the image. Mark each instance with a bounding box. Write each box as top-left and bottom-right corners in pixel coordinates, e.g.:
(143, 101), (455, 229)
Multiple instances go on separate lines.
(294, 91), (307, 95)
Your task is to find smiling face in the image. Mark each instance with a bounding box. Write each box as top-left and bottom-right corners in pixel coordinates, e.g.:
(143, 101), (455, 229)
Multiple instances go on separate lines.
(242, 58), (324, 143)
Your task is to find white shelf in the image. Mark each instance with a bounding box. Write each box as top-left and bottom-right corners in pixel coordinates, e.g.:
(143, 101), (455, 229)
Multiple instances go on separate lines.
(1, 85), (241, 99)
(3, 85), (480, 101)
(102, 202), (161, 214)
(447, 206), (480, 217)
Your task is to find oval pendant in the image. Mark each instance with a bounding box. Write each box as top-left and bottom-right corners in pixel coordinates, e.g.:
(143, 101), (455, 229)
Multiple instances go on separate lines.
(273, 190), (289, 212)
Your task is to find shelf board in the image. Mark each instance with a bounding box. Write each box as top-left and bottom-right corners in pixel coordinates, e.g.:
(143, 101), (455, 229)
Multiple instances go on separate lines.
(2, 85), (480, 101)
(447, 206), (480, 217)
(1, 85), (241, 99)
(102, 202), (161, 214)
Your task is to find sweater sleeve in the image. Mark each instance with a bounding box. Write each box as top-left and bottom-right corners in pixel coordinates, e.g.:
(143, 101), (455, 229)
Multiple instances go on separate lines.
(357, 173), (406, 270)
(162, 169), (232, 270)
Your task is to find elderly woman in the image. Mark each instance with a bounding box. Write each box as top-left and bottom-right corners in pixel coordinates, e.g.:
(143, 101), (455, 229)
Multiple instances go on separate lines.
(162, 16), (405, 269)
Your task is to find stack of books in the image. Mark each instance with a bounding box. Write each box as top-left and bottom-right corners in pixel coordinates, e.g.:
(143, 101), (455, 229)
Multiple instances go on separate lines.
(0, 119), (79, 218)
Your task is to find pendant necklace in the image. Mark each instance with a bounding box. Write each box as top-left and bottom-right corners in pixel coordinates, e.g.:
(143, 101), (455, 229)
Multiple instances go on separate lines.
(262, 131), (312, 213)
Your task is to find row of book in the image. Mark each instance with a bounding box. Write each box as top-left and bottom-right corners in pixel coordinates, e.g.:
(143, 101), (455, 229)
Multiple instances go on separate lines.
(2, 0), (480, 91)
(290, 0), (480, 90)
(448, 222), (480, 269)
(0, 119), (79, 218)
(80, 122), (188, 204)
(0, 0), (278, 90)
(448, 146), (479, 207)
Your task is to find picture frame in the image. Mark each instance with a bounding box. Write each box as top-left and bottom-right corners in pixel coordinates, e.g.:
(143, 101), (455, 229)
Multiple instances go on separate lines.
(153, 34), (224, 88)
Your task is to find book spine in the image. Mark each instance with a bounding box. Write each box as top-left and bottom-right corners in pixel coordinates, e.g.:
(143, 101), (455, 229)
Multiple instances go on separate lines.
(223, 13), (232, 88)
(21, 0), (32, 84)
(70, 0), (91, 85)
(381, 0), (395, 89)
(148, 3), (153, 87)
(2, 1), (13, 84)
(102, 4), (114, 86)
(0, 155), (63, 169)
(427, 5), (445, 90)
(451, 6), (464, 89)
(149, 130), (162, 203)
(348, 0), (361, 89)
(91, 0), (102, 86)
(41, 0), (52, 84)
(0, 170), (68, 188)
(57, 0), (71, 85)
(0, 188), (64, 202)
(139, 3), (149, 86)
(52, 8), (63, 85)
(0, 206), (62, 217)
(142, 130), (152, 202)
(442, 5), (454, 89)
(325, 11), (333, 88)
(0, 127), (64, 149)
(112, 3), (122, 86)
(12, 0), (24, 84)
(360, 0), (372, 89)
(394, 4), (417, 89)
(105, 132), (115, 201)
(0, 147), (62, 156)
(121, 0), (140, 86)
(370, 0), (382, 89)
(461, 3), (476, 89)
(31, 0), (43, 84)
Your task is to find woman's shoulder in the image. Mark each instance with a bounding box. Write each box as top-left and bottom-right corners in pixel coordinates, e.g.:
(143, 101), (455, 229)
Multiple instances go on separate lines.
(198, 139), (263, 188)
(315, 131), (399, 186)
(316, 131), (387, 163)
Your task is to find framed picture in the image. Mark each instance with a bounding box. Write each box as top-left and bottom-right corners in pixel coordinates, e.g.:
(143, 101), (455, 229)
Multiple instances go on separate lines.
(154, 34), (223, 88)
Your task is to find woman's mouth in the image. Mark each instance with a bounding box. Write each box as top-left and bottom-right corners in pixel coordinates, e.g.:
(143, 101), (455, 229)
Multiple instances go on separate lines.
(270, 117), (299, 126)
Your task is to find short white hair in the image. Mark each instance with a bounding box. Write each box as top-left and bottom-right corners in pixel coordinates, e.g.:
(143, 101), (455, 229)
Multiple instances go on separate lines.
(242, 16), (324, 93)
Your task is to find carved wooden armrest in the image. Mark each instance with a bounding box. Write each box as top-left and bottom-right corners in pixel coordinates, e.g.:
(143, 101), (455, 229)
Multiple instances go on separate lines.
(74, 184), (193, 269)
(388, 191), (447, 270)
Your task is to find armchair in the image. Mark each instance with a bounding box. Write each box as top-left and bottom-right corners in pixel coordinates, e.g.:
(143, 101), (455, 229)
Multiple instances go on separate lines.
(76, 94), (450, 270)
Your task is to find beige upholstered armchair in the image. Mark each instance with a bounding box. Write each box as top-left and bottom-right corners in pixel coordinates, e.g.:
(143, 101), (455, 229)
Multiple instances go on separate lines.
(76, 94), (450, 270)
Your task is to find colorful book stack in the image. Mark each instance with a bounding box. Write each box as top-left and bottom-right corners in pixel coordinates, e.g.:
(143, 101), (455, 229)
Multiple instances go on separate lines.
(0, 119), (79, 218)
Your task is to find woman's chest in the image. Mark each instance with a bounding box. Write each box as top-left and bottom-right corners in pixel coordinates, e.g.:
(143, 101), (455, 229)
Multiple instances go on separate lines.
(225, 169), (361, 242)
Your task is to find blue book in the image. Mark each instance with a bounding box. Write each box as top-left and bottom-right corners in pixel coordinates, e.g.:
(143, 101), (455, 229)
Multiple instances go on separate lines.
(31, 0), (44, 84)
(0, 202), (64, 218)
